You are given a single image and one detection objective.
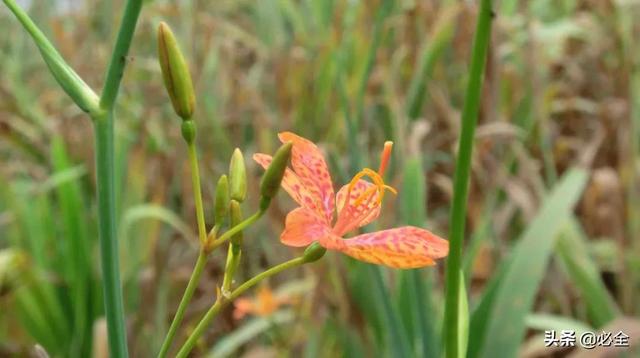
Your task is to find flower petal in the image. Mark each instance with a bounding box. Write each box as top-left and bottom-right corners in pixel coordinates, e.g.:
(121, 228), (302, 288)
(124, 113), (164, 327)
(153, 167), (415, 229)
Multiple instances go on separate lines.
(254, 153), (328, 224)
(278, 132), (335, 223)
(333, 179), (381, 235)
(280, 207), (333, 247)
(320, 226), (449, 269)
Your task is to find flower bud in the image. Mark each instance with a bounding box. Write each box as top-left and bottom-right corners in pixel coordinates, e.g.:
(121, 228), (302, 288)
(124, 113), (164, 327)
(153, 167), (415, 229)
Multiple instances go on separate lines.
(229, 200), (243, 246)
(157, 22), (196, 120)
(214, 175), (230, 225)
(229, 148), (247, 202)
(259, 142), (292, 211)
(302, 242), (326, 263)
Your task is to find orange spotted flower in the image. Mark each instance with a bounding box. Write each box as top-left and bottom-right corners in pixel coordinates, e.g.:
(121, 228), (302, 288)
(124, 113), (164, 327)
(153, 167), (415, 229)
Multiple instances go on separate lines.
(254, 132), (449, 269)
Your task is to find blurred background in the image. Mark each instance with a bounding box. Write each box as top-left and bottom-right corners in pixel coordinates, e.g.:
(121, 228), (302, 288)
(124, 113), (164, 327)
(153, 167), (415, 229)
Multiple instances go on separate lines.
(1, 0), (639, 357)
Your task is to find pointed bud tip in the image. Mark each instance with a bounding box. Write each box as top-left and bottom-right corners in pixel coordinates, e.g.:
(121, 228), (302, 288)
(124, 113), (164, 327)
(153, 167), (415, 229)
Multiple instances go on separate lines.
(229, 148), (247, 202)
(259, 142), (292, 203)
(157, 21), (196, 120)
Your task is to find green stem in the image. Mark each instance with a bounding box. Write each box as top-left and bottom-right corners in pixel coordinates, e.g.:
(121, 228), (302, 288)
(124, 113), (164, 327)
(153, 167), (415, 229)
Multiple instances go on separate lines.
(94, 2), (143, 357)
(443, 1), (493, 358)
(100, 0), (143, 109)
(157, 250), (208, 358)
(175, 257), (306, 358)
(221, 201), (244, 292)
(205, 211), (263, 252)
(221, 243), (241, 292)
(187, 142), (208, 244)
(93, 112), (129, 358)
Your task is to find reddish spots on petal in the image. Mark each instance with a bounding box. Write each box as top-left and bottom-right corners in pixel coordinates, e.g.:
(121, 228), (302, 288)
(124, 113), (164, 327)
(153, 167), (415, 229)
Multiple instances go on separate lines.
(278, 132), (335, 223)
(335, 227), (448, 269)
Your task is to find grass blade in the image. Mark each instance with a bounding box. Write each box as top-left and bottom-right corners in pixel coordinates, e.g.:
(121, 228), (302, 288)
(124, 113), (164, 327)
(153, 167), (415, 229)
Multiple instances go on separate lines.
(51, 136), (94, 356)
(478, 169), (588, 358)
(556, 219), (619, 326)
(397, 158), (439, 357)
(405, 5), (459, 120)
(443, 1), (494, 357)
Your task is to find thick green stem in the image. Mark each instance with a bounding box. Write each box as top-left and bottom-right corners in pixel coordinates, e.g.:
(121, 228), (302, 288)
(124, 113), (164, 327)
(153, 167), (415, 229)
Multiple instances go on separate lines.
(443, 1), (493, 358)
(94, 2), (143, 357)
(157, 250), (208, 358)
(94, 112), (128, 358)
(100, 0), (143, 109)
(175, 257), (306, 358)
(187, 142), (208, 244)
(4, 0), (143, 356)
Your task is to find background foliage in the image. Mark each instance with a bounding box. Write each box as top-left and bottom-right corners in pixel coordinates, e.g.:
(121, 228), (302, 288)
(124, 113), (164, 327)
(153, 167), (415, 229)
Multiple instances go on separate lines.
(0, 0), (638, 356)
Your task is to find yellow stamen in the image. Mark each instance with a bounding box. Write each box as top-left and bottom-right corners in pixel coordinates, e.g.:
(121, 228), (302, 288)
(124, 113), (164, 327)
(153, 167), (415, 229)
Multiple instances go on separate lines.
(346, 168), (397, 208)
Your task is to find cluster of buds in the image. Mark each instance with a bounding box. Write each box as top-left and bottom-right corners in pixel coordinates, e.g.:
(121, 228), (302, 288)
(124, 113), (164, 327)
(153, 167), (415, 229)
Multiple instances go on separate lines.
(155, 21), (326, 358)
(156, 21), (323, 292)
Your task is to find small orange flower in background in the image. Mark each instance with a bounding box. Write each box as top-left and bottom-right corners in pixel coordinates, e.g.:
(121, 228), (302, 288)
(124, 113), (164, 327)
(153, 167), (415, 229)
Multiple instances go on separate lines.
(233, 285), (294, 320)
(254, 132), (449, 269)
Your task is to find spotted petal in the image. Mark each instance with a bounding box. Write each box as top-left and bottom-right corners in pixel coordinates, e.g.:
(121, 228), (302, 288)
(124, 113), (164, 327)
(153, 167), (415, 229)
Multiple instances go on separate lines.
(280, 207), (333, 247)
(278, 132), (335, 224)
(320, 226), (449, 268)
(254, 153), (329, 224)
(333, 180), (381, 236)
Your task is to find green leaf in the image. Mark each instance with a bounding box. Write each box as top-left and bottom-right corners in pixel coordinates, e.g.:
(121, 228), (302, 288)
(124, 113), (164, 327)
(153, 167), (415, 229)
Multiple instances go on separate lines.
(405, 5), (459, 120)
(2, 0), (100, 114)
(556, 219), (619, 326)
(478, 169), (589, 358)
(397, 158), (439, 357)
(119, 204), (195, 280)
(51, 136), (94, 357)
(458, 270), (469, 358)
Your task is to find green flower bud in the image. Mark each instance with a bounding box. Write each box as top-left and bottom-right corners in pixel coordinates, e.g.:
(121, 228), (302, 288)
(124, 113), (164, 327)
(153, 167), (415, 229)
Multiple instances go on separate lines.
(229, 200), (243, 246)
(229, 148), (247, 202)
(302, 242), (326, 263)
(181, 120), (196, 144)
(259, 142), (292, 210)
(157, 22), (196, 120)
(214, 175), (230, 225)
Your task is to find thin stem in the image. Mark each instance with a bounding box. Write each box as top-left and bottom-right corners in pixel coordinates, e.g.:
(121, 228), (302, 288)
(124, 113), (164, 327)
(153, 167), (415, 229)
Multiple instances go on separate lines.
(205, 211), (263, 252)
(175, 257), (306, 358)
(187, 142), (208, 244)
(93, 112), (128, 358)
(157, 250), (208, 358)
(221, 201), (243, 292)
(221, 242), (241, 293)
(100, 0), (143, 109)
(443, 1), (493, 358)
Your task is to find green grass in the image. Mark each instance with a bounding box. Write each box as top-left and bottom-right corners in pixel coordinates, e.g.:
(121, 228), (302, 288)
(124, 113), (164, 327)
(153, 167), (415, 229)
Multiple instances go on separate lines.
(1, 0), (639, 357)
